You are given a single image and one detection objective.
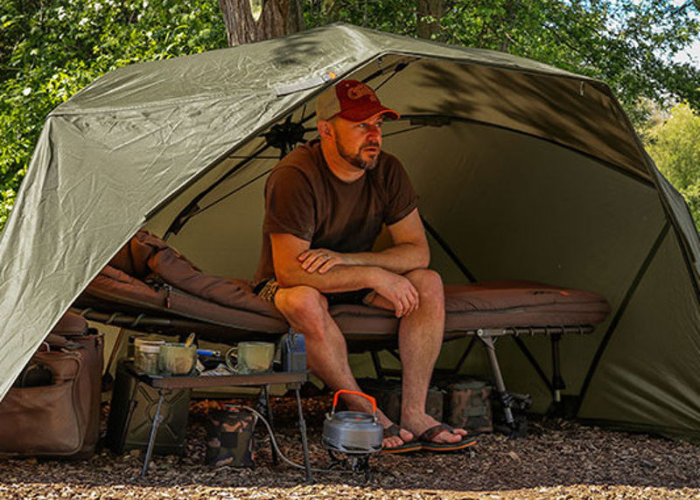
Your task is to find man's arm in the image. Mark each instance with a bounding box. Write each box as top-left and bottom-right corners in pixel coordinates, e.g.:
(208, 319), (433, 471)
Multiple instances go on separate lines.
(271, 232), (420, 317)
(298, 208), (429, 275)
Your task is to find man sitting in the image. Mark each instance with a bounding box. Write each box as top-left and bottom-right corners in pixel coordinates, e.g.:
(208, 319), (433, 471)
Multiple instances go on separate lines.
(254, 79), (474, 453)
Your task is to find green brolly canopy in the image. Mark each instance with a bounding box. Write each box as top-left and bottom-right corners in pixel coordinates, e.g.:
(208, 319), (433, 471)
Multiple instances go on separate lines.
(2, 23), (699, 439)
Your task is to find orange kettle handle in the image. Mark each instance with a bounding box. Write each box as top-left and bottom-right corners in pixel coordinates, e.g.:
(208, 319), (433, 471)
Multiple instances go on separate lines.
(332, 389), (377, 415)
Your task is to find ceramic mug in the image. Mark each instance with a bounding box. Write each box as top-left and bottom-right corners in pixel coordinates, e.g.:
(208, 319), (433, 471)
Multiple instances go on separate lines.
(226, 341), (275, 374)
(159, 342), (197, 376)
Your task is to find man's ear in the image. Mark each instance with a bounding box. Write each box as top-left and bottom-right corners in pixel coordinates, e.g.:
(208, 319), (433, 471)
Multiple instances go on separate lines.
(317, 120), (333, 139)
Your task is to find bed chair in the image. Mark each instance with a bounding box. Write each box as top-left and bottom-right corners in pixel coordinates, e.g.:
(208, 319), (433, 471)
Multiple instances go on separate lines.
(72, 230), (610, 432)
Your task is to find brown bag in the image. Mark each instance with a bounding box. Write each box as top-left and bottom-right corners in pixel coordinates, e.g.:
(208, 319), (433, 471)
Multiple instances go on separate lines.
(358, 378), (444, 423)
(54, 313), (104, 456)
(0, 313), (104, 458)
(444, 379), (493, 434)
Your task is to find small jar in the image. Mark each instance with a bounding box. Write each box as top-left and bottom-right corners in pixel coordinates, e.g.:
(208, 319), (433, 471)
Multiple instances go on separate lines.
(137, 344), (161, 375)
(134, 337), (164, 353)
(127, 334), (147, 358)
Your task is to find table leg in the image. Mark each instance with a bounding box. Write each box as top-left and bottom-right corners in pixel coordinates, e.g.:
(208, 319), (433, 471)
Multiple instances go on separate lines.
(119, 377), (141, 453)
(295, 388), (313, 482)
(263, 385), (279, 466)
(141, 388), (167, 478)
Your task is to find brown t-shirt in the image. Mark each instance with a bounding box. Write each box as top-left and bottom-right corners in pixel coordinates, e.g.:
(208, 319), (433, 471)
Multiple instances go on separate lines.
(255, 140), (419, 282)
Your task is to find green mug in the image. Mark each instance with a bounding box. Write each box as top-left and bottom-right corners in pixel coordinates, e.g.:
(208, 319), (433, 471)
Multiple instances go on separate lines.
(226, 341), (275, 374)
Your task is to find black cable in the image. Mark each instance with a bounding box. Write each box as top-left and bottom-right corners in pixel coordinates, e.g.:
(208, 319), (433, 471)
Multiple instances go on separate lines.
(232, 405), (359, 475)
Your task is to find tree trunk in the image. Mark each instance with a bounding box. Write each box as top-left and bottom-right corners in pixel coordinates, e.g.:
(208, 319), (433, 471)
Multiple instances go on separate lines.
(218, 0), (304, 46)
(417, 0), (443, 41)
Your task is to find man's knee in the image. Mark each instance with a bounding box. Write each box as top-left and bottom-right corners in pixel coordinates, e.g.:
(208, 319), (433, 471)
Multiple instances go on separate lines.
(274, 286), (329, 329)
(405, 269), (444, 302)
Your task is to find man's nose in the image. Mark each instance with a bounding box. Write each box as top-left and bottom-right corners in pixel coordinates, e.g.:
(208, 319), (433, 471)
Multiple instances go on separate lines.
(366, 124), (382, 137)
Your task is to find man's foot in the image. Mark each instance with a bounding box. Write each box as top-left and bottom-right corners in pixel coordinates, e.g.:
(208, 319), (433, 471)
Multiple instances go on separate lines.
(380, 424), (422, 454)
(402, 413), (469, 445)
(376, 409), (414, 450)
(417, 423), (477, 453)
(344, 399), (415, 451)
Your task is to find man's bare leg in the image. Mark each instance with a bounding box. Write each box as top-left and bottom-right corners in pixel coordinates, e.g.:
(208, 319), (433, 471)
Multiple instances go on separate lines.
(370, 269), (467, 443)
(274, 285), (413, 449)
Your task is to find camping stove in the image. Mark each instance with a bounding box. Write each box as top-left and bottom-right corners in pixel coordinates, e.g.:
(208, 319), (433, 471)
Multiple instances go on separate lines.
(322, 390), (383, 480)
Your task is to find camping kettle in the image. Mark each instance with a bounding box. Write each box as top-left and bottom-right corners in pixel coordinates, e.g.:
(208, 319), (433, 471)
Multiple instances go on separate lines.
(322, 390), (383, 455)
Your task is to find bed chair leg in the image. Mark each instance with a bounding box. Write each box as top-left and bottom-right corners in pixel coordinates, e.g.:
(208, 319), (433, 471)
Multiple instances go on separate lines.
(370, 351), (385, 380)
(477, 330), (531, 438)
(550, 334), (565, 404)
(476, 330), (515, 427)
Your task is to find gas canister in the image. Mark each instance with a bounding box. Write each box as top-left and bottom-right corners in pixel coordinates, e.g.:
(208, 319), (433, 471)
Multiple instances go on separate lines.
(281, 331), (306, 372)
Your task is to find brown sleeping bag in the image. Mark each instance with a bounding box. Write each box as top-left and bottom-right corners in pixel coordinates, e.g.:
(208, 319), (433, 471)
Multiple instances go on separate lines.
(76, 230), (610, 343)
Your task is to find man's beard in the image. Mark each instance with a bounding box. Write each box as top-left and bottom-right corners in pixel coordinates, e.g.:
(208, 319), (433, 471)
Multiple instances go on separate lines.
(336, 138), (380, 171)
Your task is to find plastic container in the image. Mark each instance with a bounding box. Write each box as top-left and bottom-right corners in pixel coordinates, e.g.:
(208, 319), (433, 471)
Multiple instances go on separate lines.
(127, 334), (147, 358)
(133, 337), (165, 353)
(159, 343), (197, 376)
(137, 344), (161, 375)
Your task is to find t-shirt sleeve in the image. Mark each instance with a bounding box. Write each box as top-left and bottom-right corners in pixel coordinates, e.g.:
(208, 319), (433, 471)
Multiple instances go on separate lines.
(384, 156), (419, 225)
(263, 166), (316, 241)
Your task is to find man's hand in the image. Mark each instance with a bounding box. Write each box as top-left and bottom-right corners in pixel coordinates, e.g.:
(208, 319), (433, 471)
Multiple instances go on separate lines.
(298, 248), (352, 274)
(298, 248), (420, 317)
(372, 269), (420, 318)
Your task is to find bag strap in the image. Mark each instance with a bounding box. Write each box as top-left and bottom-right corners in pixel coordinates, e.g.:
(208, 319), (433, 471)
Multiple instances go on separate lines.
(45, 333), (83, 350)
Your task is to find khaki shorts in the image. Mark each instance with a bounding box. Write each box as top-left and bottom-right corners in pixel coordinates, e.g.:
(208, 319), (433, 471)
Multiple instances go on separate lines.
(253, 279), (375, 306)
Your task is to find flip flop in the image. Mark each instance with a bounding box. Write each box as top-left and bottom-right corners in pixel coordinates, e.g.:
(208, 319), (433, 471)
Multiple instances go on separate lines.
(380, 424), (422, 455)
(418, 423), (477, 453)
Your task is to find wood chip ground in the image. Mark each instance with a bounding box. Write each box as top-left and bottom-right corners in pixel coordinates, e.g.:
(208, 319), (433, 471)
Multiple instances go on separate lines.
(2, 396), (699, 499)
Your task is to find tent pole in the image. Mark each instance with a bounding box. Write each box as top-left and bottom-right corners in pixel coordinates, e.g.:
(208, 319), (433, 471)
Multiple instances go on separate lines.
(511, 336), (553, 393)
(576, 221), (670, 413)
(163, 144), (272, 238)
(421, 216), (477, 283)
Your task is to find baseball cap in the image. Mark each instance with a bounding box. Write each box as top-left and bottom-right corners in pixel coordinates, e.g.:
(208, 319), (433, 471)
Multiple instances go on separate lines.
(316, 80), (400, 122)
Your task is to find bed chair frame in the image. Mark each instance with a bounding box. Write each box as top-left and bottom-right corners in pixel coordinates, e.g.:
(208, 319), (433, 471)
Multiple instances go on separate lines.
(72, 305), (595, 435)
(73, 230), (608, 436)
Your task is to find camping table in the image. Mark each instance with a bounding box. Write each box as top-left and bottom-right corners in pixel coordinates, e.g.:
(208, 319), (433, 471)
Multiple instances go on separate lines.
(123, 363), (312, 481)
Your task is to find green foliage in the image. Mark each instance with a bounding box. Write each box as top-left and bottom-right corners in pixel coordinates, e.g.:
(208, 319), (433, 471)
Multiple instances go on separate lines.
(0, 0), (227, 230)
(304, 0), (700, 120)
(1, 0), (699, 233)
(646, 103), (700, 230)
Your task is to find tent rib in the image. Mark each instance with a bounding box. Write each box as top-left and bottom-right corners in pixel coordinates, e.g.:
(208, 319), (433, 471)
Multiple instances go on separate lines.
(372, 60), (410, 92)
(576, 221), (671, 412)
(512, 336), (554, 392)
(596, 87), (700, 307)
(383, 125), (426, 139)
(666, 215), (700, 303)
(162, 142), (272, 238)
(400, 114), (655, 188)
(193, 168), (273, 220)
(422, 216), (477, 283)
(382, 48), (587, 82)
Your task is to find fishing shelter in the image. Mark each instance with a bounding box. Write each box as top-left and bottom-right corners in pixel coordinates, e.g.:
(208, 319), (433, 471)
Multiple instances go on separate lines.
(1, 23), (699, 440)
